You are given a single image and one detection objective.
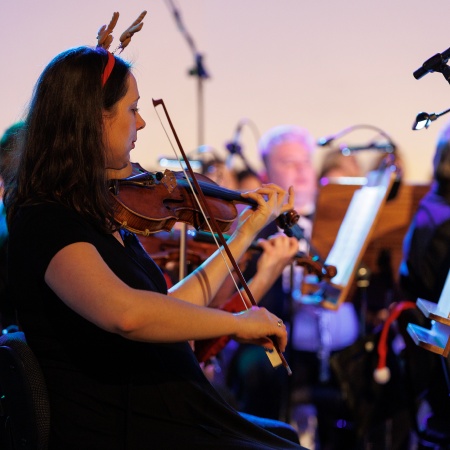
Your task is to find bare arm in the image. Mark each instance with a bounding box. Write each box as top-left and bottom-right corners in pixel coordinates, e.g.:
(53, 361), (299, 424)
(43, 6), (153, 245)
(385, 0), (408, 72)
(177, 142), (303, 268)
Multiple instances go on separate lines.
(44, 184), (294, 348)
(45, 242), (287, 349)
(168, 184), (294, 306)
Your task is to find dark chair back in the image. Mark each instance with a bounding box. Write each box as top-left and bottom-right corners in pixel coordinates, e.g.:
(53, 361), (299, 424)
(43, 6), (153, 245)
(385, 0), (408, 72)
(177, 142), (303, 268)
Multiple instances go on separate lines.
(0, 331), (50, 449)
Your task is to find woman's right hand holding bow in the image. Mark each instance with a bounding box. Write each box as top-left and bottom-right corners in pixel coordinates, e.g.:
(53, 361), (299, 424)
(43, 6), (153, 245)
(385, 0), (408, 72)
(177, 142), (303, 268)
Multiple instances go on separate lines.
(232, 306), (287, 352)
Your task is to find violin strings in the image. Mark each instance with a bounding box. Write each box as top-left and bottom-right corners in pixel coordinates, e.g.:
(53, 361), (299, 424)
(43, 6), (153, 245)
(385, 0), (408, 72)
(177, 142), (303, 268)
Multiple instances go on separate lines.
(154, 107), (248, 310)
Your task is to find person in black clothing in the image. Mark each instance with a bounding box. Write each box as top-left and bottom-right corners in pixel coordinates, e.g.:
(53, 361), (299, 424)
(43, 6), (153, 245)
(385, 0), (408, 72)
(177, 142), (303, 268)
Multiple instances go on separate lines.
(398, 119), (450, 443)
(4, 12), (306, 450)
(399, 121), (450, 303)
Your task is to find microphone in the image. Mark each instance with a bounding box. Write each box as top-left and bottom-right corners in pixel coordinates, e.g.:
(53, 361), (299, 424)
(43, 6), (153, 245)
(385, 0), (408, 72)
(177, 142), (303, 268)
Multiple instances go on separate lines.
(413, 46), (450, 80)
(224, 119), (260, 177)
(225, 120), (246, 155)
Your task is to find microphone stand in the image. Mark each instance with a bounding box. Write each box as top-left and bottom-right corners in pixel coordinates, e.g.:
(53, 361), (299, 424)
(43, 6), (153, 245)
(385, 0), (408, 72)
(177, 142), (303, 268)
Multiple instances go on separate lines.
(226, 140), (259, 178)
(190, 53), (209, 147)
(225, 118), (261, 179)
(165, 0), (210, 280)
(317, 124), (397, 153)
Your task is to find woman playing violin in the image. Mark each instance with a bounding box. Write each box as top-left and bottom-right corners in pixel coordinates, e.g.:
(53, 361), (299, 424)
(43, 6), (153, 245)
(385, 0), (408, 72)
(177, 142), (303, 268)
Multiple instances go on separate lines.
(4, 25), (306, 450)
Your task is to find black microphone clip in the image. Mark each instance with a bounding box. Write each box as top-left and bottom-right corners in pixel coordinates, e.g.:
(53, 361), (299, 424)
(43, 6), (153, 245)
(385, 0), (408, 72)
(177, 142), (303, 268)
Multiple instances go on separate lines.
(225, 141), (242, 155)
(225, 121), (246, 155)
(413, 45), (450, 84)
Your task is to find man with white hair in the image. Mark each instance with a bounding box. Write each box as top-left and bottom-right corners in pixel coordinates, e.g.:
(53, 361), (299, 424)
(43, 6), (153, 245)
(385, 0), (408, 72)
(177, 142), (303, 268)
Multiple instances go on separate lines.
(259, 125), (317, 217)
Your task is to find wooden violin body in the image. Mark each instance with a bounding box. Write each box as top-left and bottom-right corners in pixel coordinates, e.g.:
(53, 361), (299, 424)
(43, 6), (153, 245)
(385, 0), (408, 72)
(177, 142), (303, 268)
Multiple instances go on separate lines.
(110, 163), (258, 236)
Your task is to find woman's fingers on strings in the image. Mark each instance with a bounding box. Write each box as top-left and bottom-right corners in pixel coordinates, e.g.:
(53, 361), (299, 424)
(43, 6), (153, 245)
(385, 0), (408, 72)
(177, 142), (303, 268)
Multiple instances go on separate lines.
(241, 184), (286, 208)
(239, 184), (295, 231)
(240, 189), (274, 211)
(252, 184), (295, 213)
(284, 185), (295, 212)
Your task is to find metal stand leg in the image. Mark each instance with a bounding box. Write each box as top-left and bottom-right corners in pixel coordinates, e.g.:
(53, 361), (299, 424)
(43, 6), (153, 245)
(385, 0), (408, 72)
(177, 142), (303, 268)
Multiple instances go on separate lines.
(355, 264), (371, 337)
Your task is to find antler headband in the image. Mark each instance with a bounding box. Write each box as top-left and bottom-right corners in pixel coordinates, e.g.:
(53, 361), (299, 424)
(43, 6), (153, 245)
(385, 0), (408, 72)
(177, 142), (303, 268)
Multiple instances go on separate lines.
(96, 10), (147, 86)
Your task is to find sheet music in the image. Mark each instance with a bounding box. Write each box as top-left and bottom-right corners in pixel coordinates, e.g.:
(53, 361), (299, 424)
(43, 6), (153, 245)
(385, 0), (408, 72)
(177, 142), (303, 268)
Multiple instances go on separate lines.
(434, 269), (450, 319)
(325, 184), (389, 287)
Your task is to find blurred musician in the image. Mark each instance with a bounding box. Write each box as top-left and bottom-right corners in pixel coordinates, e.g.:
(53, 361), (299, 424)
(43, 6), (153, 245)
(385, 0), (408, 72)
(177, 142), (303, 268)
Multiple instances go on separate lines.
(226, 125), (360, 445)
(400, 120), (450, 303)
(398, 119), (450, 437)
(318, 148), (363, 181)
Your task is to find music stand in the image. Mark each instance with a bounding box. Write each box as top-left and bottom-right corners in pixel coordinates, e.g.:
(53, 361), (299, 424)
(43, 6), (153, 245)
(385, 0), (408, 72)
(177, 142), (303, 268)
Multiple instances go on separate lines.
(407, 270), (450, 357)
(306, 167), (396, 310)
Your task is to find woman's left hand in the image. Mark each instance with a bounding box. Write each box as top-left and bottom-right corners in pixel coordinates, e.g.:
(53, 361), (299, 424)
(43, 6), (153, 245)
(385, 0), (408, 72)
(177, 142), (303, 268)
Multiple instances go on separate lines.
(236, 184), (295, 239)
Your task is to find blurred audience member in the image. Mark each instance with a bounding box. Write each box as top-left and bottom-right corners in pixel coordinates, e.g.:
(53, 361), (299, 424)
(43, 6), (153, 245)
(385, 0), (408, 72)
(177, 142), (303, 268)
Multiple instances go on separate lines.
(0, 121), (25, 330)
(236, 169), (262, 192)
(0, 121), (24, 195)
(202, 158), (239, 190)
(319, 149), (363, 181)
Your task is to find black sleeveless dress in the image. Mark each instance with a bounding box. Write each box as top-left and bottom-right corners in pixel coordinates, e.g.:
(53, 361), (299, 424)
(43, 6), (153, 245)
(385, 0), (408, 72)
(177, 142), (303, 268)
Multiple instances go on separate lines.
(8, 202), (305, 449)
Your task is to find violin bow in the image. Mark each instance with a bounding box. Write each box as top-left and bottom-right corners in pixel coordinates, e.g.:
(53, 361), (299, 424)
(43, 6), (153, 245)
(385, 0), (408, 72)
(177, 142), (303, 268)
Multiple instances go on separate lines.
(153, 98), (292, 375)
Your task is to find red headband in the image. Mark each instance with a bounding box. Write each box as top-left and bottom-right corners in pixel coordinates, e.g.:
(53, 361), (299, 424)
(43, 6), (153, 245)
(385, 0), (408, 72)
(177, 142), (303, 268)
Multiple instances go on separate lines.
(101, 51), (115, 87)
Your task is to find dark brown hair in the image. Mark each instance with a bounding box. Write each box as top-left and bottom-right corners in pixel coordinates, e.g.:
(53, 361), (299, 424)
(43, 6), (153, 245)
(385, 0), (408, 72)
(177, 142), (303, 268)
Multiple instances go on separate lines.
(5, 47), (131, 232)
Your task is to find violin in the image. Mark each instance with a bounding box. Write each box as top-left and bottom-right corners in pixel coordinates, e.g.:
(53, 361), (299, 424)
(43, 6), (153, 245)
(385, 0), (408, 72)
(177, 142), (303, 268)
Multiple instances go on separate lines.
(113, 163), (336, 282)
(109, 161), (307, 373)
(110, 162), (300, 236)
(139, 228), (337, 306)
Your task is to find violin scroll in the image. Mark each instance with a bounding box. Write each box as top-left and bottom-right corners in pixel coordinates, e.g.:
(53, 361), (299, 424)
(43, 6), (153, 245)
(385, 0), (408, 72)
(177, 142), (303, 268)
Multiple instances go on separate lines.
(295, 254), (337, 281)
(276, 210), (300, 233)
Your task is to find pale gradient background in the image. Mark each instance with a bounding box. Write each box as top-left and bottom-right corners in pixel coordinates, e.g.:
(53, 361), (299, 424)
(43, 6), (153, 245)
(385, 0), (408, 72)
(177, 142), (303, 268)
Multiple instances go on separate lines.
(1, 1), (450, 182)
